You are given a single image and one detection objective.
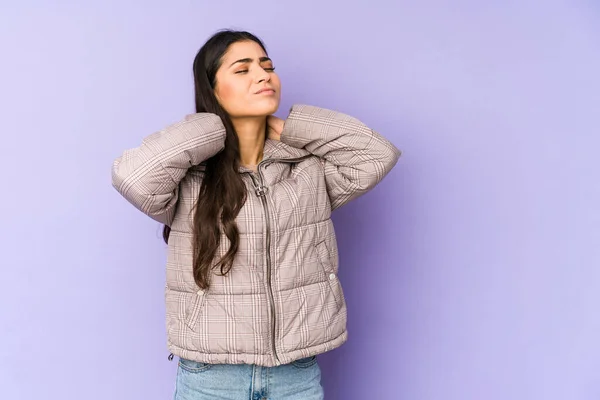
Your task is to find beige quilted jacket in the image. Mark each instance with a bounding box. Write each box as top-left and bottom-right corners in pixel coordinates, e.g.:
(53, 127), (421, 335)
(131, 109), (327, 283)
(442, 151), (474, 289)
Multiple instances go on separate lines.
(112, 105), (400, 366)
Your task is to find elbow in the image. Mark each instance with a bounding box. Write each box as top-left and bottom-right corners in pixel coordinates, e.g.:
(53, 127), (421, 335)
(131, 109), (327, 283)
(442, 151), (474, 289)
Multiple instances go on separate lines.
(111, 158), (126, 196)
(367, 129), (401, 176)
(110, 156), (175, 225)
(379, 141), (402, 178)
(360, 146), (401, 190)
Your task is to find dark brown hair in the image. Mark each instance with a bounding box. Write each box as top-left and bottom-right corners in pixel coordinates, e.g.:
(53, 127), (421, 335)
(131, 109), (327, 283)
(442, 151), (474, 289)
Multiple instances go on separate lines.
(163, 30), (268, 289)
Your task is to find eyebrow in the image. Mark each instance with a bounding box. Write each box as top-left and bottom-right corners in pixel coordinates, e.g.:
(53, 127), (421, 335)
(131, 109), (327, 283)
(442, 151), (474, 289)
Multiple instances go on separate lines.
(229, 57), (272, 68)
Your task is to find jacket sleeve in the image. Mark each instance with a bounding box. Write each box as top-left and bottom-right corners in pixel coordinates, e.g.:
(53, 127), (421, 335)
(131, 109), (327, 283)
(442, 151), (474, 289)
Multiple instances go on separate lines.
(111, 113), (226, 225)
(279, 104), (401, 211)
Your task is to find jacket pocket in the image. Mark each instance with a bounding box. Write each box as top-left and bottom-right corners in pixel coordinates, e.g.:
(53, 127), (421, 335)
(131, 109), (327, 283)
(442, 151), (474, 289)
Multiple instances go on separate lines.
(315, 240), (343, 310)
(184, 289), (207, 331)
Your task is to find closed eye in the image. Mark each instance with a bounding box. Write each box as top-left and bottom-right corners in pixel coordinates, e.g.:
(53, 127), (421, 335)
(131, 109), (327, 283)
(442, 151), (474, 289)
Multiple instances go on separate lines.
(235, 66), (275, 74)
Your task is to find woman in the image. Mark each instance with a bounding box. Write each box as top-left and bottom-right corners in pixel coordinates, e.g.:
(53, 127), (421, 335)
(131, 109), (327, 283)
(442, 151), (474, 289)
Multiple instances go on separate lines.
(112, 29), (400, 399)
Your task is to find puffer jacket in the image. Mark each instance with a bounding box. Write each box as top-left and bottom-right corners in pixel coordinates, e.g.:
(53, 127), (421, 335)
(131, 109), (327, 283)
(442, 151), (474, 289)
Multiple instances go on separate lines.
(112, 104), (400, 367)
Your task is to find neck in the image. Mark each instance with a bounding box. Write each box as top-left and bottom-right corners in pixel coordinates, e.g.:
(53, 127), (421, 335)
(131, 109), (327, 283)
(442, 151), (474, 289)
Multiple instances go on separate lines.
(233, 117), (267, 167)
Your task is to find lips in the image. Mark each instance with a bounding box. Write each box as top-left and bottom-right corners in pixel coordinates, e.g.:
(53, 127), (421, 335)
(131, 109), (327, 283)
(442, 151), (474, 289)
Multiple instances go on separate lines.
(255, 88), (275, 94)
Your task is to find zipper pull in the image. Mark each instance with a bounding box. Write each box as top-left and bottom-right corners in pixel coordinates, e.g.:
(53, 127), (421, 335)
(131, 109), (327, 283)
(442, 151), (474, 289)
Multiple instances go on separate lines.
(249, 174), (268, 197)
(254, 185), (268, 197)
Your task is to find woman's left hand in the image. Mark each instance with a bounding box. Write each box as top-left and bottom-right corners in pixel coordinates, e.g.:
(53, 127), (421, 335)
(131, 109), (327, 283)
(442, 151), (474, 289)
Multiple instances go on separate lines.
(267, 115), (285, 141)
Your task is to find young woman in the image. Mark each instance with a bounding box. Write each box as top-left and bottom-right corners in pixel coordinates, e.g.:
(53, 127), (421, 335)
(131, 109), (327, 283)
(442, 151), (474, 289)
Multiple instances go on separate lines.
(112, 29), (400, 399)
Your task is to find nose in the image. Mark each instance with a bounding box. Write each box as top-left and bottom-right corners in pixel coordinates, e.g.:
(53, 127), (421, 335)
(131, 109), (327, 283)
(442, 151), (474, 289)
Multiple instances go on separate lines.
(255, 68), (271, 84)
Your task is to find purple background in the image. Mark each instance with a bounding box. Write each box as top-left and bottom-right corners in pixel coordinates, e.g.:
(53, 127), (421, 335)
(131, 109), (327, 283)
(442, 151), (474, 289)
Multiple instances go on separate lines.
(2, 1), (599, 399)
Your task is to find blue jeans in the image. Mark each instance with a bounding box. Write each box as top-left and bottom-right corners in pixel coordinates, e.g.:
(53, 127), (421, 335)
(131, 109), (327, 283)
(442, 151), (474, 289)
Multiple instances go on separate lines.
(174, 356), (324, 400)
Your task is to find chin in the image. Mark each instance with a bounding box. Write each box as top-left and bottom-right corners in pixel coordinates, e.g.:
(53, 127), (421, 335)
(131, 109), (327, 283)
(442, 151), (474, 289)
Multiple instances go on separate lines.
(253, 102), (280, 117)
(230, 99), (280, 118)
(263, 104), (279, 115)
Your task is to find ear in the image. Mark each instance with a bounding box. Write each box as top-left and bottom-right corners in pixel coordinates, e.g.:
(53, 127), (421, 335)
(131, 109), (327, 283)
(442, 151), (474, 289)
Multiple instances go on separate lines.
(213, 87), (221, 103)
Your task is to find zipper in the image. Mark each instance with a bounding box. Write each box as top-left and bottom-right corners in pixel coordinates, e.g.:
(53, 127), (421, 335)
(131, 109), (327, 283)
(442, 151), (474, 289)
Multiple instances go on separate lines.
(247, 155), (311, 365)
(248, 168), (279, 364)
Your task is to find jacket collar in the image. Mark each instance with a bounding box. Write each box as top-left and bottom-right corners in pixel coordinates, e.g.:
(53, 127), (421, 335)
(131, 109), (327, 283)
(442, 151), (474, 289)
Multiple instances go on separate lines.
(237, 139), (310, 173)
(262, 139), (309, 161)
(192, 139), (310, 173)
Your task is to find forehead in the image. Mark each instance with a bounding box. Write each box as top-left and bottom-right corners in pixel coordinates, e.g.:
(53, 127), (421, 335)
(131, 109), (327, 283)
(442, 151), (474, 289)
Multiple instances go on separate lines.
(222, 41), (267, 62)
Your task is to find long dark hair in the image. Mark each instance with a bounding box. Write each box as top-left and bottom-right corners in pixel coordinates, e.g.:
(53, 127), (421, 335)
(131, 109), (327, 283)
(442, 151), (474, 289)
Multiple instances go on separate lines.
(163, 30), (268, 289)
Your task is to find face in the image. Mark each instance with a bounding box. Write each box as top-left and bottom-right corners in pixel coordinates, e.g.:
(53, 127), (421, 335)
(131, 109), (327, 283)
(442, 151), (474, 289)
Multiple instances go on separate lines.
(214, 40), (281, 119)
